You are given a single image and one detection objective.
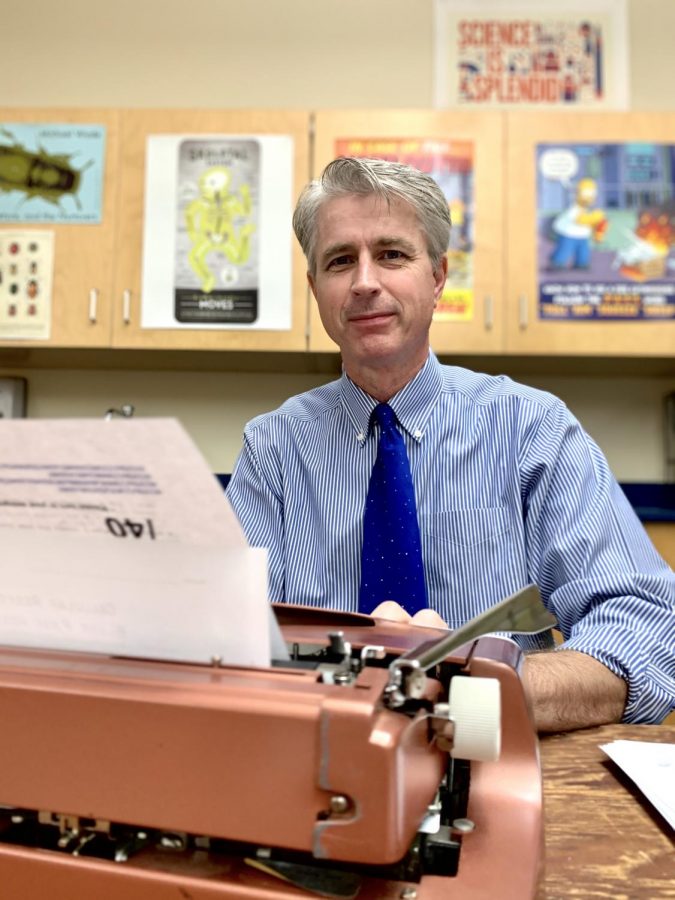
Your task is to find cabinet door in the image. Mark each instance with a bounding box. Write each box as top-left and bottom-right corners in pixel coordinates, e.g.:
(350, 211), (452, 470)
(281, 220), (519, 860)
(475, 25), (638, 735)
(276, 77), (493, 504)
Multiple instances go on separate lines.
(112, 110), (310, 351)
(309, 110), (504, 354)
(506, 112), (675, 356)
(0, 108), (118, 347)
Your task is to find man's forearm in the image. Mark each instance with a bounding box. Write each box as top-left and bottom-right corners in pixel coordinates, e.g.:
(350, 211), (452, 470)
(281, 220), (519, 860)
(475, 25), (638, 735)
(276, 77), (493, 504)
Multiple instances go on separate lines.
(523, 649), (628, 733)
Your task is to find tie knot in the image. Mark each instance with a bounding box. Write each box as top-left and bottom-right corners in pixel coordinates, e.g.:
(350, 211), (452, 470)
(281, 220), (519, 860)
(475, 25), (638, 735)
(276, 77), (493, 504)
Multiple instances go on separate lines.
(372, 403), (397, 431)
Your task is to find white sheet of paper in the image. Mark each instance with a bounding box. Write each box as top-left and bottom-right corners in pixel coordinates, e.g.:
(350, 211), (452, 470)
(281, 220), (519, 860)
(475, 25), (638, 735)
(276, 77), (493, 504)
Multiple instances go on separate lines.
(0, 418), (270, 666)
(0, 417), (245, 545)
(601, 740), (675, 830)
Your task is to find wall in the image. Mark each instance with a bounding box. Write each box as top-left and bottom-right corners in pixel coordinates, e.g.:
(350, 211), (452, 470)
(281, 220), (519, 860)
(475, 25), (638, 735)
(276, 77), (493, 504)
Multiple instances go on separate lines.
(13, 362), (673, 480)
(1, 0), (674, 479)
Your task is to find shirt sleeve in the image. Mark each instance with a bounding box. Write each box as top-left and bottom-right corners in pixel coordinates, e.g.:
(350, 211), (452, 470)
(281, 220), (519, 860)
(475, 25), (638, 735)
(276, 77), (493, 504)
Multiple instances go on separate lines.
(225, 427), (286, 603)
(520, 401), (675, 724)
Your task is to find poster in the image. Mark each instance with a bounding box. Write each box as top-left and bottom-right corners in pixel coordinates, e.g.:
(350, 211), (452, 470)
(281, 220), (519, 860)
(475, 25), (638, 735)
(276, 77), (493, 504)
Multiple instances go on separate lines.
(174, 139), (259, 325)
(537, 143), (675, 321)
(141, 134), (293, 331)
(0, 230), (54, 340)
(434, 0), (628, 108)
(0, 123), (106, 223)
(335, 139), (475, 322)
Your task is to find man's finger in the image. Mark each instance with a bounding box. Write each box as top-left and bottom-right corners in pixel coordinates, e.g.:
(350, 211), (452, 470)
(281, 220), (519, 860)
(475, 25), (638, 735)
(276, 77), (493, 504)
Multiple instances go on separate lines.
(370, 601), (412, 623)
(411, 608), (448, 629)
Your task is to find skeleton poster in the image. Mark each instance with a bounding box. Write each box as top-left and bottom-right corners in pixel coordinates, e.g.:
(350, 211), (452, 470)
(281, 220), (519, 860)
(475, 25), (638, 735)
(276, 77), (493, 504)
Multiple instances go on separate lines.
(335, 138), (475, 322)
(141, 134), (293, 331)
(174, 140), (259, 324)
(537, 143), (675, 320)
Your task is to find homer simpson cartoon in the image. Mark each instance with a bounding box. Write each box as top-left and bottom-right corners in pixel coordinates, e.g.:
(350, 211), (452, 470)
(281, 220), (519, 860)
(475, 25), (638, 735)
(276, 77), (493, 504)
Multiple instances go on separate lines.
(548, 177), (607, 270)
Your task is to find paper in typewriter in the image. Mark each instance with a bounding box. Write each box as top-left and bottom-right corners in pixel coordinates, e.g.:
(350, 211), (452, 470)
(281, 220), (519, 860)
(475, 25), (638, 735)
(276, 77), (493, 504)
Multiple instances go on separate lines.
(0, 418), (270, 666)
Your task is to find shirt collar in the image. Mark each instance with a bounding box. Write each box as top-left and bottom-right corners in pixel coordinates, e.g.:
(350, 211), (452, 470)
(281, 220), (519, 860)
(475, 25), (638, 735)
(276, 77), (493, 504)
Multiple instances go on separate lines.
(339, 351), (444, 445)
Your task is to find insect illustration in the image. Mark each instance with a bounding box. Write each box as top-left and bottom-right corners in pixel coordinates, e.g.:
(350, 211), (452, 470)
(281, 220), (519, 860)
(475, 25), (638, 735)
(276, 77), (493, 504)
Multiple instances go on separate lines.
(0, 127), (93, 211)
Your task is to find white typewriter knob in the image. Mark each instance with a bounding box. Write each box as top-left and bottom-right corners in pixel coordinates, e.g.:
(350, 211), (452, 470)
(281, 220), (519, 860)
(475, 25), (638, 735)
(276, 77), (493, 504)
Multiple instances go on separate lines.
(447, 676), (501, 762)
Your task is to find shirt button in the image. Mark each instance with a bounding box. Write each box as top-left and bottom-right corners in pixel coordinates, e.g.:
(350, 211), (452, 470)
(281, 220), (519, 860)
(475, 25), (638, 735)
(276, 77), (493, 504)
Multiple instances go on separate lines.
(413, 429), (423, 439)
(357, 432), (365, 441)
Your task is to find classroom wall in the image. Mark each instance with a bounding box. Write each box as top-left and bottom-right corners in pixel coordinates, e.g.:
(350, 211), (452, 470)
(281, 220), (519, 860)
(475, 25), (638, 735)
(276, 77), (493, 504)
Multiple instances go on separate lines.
(1, 0), (674, 480)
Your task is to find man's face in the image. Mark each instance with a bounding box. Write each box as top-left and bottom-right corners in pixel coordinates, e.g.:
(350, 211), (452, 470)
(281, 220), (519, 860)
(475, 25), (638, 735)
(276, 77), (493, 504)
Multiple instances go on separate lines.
(308, 194), (447, 381)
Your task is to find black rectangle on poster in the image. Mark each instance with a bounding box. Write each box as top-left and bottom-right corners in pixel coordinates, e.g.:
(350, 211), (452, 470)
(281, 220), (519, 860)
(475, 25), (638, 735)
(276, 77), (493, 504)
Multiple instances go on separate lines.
(174, 289), (258, 324)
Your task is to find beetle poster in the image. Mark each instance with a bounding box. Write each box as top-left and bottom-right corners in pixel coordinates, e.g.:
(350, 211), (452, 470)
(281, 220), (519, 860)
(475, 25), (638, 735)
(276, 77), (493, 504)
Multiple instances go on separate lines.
(0, 123), (106, 224)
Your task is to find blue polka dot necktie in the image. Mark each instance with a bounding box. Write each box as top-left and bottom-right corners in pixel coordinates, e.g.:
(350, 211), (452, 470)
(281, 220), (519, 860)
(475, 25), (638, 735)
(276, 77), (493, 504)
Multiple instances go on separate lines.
(358, 403), (428, 615)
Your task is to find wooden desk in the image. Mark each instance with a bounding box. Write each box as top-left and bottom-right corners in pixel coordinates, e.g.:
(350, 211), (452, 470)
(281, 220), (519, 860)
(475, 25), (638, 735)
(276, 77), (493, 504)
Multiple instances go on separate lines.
(537, 724), (674, 899)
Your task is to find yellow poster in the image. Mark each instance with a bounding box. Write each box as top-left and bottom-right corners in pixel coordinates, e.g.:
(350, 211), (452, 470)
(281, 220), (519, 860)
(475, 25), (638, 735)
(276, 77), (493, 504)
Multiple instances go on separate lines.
(335, 138), (475, 322)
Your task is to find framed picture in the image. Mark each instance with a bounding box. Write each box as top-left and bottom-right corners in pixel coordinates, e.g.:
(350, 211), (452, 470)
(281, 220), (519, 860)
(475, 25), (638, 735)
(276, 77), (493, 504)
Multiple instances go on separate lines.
(433, 0), (629, 109)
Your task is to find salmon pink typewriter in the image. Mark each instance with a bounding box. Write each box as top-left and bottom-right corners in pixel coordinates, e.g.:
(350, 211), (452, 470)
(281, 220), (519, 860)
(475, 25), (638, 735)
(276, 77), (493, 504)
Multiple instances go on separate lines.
(0, 586), (553, 899)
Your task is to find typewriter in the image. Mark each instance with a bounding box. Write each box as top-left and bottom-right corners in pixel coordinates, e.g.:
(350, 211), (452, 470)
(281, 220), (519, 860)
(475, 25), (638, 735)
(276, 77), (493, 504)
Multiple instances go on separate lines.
(0, 586), (551, 899)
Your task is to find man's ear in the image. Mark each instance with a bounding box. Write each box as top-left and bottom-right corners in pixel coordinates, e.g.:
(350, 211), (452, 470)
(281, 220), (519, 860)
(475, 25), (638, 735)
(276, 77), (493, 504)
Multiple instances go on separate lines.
(307, 270), (317, 300)
(433, 254), (448, 304)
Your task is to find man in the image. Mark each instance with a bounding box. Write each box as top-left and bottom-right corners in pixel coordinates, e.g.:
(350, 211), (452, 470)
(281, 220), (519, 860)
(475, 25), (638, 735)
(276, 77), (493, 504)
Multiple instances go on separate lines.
(226, 157), (674, 732)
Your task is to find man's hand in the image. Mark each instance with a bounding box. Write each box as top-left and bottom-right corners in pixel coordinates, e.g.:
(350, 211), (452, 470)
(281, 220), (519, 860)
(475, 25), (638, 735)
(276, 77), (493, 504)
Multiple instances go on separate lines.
(370, 601), (448, 629)
(370, 606), (627, 733)
(523, 649), (627, 732)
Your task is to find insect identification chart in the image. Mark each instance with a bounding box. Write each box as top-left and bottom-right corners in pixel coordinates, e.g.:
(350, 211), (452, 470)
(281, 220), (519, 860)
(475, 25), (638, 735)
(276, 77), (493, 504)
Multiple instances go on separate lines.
(0, 230), (54, 339)
(0, 123), (106, 223)
(0, 418), (270, 667)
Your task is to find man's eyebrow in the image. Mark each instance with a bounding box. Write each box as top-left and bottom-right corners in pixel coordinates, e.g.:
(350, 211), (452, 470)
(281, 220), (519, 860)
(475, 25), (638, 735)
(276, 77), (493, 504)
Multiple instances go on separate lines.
(375, 236), (418, 254)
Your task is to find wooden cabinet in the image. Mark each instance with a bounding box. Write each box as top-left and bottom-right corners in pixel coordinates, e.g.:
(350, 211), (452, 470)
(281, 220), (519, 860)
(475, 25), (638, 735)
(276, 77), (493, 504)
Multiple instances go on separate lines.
(310, 110), (505, 355)
(2, 107), (674, 362)
(0, 108), (119, 348)
(111, 110), (311, 352)
(506, 112), (675, 356)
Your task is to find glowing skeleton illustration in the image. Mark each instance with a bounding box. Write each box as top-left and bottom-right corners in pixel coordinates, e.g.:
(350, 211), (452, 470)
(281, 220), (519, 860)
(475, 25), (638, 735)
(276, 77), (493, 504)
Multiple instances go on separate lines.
(185, 166), (254, 293)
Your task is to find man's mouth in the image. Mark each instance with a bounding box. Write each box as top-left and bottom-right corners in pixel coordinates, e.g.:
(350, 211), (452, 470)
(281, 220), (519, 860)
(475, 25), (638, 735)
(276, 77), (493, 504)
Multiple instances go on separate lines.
(347, 310), (395, 323)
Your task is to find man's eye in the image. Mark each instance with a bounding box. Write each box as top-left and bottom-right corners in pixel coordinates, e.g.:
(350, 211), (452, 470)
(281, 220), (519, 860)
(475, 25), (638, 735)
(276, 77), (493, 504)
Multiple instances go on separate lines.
(327, 255), (352, 268)
(381, 249), (405, 261)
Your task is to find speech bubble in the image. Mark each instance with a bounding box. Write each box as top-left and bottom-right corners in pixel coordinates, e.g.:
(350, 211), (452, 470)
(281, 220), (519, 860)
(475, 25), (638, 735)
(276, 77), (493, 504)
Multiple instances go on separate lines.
(539, 149), (579, 185)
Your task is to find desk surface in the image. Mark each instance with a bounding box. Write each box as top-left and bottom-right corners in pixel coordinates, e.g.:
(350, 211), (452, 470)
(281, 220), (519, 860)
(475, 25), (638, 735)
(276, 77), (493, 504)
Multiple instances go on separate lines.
(538, 724), (674, 899)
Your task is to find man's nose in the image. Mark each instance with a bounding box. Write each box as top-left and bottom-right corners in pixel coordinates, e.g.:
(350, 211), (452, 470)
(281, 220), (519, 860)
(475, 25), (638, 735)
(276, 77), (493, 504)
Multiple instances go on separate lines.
(351, 256), (381, 295)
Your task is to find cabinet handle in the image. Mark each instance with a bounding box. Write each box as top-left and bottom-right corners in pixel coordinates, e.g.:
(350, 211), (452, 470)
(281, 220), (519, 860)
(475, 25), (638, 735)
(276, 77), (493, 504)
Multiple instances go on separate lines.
(484, 295), (494, 331)
(122, 289), (131, 325)
(88, 289), (98, 323)
(519, 294), (528, 330)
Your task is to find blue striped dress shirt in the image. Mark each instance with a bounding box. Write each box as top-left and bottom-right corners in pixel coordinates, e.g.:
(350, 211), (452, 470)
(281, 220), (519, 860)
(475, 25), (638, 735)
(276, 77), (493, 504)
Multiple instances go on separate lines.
(226, 352), (675, 724)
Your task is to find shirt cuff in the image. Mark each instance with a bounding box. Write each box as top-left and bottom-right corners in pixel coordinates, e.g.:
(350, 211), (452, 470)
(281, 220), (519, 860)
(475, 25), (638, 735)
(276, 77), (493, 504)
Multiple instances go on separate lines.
(559, 626), (675, 724)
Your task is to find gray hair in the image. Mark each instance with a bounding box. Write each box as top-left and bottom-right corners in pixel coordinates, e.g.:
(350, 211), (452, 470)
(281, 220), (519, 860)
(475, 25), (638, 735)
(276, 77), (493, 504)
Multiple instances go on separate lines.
(293, 157), (451, 274)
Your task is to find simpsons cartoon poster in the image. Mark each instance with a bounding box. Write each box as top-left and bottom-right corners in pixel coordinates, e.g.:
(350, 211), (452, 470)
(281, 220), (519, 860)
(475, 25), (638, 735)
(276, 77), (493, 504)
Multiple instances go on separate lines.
(174, 139), (259, 324)
(537, 142), (675, 320)
(141, 134), (292, 331)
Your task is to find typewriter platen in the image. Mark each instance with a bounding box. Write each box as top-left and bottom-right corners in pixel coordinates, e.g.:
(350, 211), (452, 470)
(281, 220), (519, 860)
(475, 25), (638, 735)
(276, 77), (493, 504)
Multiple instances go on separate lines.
(0, 587), (551, 899)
